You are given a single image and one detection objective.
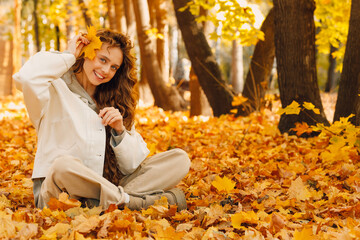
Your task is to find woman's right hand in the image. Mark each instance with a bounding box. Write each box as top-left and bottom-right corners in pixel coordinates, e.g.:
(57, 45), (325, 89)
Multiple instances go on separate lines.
(66, 34), (90, 58)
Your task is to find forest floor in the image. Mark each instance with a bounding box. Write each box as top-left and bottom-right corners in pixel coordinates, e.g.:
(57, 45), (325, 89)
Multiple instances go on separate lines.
(1, 92), (359, 239)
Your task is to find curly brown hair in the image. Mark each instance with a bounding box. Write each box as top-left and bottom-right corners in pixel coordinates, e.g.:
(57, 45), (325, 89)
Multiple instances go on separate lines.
(72, 29), (139, 185)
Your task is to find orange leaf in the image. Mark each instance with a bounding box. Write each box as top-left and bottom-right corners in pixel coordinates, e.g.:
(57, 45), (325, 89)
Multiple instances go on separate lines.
(291, 122), (313, 136)
(47, 192), (81, 211)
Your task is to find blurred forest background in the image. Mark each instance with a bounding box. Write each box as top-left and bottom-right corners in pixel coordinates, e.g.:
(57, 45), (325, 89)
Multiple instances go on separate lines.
(0, 0), (355, 131)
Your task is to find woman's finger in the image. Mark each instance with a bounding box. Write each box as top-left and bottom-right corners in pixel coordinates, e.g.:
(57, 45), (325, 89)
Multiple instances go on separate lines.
(102, 111), (122, 126)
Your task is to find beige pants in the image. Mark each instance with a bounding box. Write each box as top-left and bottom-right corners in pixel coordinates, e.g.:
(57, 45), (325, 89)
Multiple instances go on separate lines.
(36, 148), (191, 209)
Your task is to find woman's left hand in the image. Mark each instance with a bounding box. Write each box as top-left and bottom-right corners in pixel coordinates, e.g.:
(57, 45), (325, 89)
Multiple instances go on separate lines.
(99, 107), (125, 134)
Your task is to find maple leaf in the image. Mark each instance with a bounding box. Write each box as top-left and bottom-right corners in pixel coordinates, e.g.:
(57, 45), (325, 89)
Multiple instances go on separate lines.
(41, 223), (71, 239)
(231, 211), (258, 229)
(231, 95), (248, 107)
(211, 176), (235, 193)
(0, 195), (11, 210)
(288, 177), (311, 201)
(277, 101), (301, 115)
(291, 122), (313, 136)
(47, 192), (81, 211)
(73, 215), (101, 234)
(153, 225), (185, 240)
(303, 102), (320, 114)
(81, 25), (103, 60)
(293, 227), (314, 240)
(269, 213), (286, 234)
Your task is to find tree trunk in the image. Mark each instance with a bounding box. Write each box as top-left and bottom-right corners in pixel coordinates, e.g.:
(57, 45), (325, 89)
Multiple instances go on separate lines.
(14, 0), (21, 74)
(65, 0), (74, 40)
(325, 44), (337, 93)
(133, 0), (186, 111)
(33, 0), (40, 52)
(106, 0), (116, 30)
(173, 0), (233, 116)
(0, 38), (13, 96)
(78, 0), (92, 26)
(55, 25), (60, 51)
(231, 40), (244, 94)
(274, 0), (328, 134)
(333, 0), (360, 124)
(154, 0), (169, 82)
(238, 8), (275, 116)
(114, 0), (127, 33)
(190, 68), (212, 116)
(188, 4), (212, 116)
(124, 0), (136, 39)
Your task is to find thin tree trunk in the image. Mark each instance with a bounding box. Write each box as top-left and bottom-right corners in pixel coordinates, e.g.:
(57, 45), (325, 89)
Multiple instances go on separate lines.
(231, 40), (244, 94)
(114, 0), (127, 33)
(124, 0), (136, 39)
(173, 0), (233, 116)
(190, 68), (212, 116)
(78, 0), (92, 26)
(33, 0), (40, 52)
(106, 0), (116, 30)
(14, 0), (21, 73)
(274, 0), (328, 134)
(334, 0), (360, 124)
(55, 25), (60, 51)
(238, 8), (275, 116)
(154, 0), (169, 82)
(325, 44), (337, 93)
(65, 0), (73, 40)
(0, 38), (14, 96)
(133, 0), (186, 110)
(169, 26), (178, 78)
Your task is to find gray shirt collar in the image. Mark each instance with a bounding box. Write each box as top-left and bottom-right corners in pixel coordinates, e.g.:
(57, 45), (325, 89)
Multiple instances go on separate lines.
(62, 70), (98, 113)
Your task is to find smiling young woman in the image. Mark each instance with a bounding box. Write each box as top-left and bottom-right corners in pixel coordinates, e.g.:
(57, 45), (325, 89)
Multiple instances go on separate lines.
(13, 28), (191, 211)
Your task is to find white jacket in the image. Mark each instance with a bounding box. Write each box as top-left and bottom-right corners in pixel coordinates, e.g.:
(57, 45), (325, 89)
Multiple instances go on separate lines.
(13, 51), (150, 178)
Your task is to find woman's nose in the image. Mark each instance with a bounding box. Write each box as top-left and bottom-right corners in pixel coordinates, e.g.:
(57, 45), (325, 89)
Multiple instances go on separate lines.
(101, 64), (111, 75)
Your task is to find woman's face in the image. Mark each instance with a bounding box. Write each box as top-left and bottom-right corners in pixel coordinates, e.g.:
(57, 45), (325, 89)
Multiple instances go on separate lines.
(82, 43), (123, 87)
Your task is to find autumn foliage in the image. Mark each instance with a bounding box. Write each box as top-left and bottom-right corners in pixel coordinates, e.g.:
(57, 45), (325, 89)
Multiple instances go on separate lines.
(1, 93), (360, 239)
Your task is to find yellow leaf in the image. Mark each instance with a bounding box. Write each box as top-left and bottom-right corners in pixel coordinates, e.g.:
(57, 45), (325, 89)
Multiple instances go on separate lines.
(293, 227), (314, 240)
(303, 102), (320, 114)
(231, 95), (248, 107)
(277, 101), (301, 115)
(41, 223), (71, 238)
(231, 211), (259, 229)
(288, 177), (311, 201)
(211, 176), (235, 193)
(81, 26), (103, 60)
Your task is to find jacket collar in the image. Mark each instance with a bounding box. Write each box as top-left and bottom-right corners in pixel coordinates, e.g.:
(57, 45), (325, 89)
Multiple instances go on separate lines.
(62, 70), (98, 113)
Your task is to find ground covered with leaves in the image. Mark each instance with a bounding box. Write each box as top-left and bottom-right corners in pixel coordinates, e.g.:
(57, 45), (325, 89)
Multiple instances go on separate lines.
(1, 93), (360, 239)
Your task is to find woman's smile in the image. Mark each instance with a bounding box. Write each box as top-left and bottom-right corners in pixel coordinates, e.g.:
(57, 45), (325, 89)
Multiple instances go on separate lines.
(94, 70), (105, 81)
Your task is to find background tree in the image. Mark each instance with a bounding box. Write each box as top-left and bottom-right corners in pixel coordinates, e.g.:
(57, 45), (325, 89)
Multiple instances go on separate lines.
(333, 0), (360, 124)
(238, 8), (275, 116)
(274, 0), (329, 134)
(133, 0), (186, 111)
(173, 0), (233, 116)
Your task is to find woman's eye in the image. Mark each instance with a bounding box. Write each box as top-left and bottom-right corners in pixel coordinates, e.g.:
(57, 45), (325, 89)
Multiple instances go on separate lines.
(100, 58), (106, 63)
(111, 66), (118, 71)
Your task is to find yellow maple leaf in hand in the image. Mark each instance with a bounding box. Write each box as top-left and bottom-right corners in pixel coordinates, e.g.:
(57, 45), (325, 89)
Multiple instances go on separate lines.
(81, 26), (103, 60)
(211, 175), (235, 193)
